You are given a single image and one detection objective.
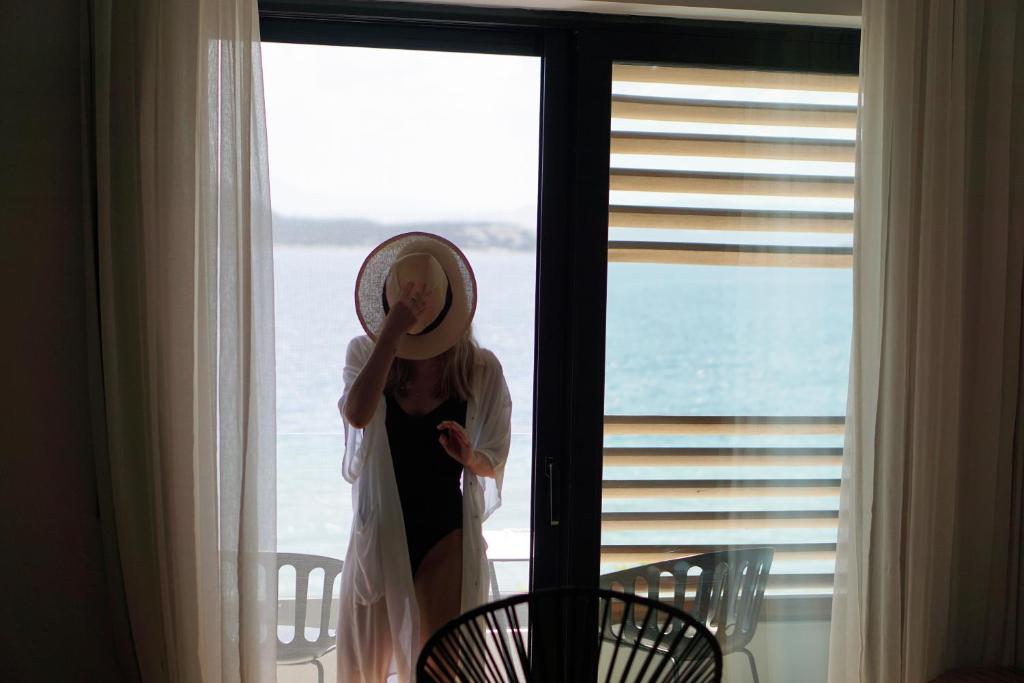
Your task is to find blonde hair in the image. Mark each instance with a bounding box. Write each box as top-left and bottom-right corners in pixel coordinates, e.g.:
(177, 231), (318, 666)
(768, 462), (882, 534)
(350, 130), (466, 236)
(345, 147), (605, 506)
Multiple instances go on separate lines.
(386, 327), (477, 401)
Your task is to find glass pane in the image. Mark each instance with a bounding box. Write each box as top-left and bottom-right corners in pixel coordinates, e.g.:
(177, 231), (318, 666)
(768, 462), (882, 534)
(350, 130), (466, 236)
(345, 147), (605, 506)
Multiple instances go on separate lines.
(601, 62), (856, 682)
(265, 42), (540, 679)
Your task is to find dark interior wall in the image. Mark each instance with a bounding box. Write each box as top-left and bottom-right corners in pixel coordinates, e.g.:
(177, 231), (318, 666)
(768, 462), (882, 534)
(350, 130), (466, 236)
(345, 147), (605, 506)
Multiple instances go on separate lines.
(0, 2), (124, 680)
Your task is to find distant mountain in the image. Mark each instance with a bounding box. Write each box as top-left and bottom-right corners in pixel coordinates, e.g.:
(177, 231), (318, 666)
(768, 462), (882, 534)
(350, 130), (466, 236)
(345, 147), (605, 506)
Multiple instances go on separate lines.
(272, 214), (536, 251)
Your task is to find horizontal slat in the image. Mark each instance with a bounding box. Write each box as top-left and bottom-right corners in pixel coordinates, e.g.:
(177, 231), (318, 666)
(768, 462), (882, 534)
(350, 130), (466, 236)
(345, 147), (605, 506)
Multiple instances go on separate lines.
(603, 447), (843, 467)
(613, 96), (857, 129)
(602, 510), (839, 521)
(608, 206), (853, 233)
(613, 64), (859, 94)
(601, 510), (838, 531)
(609, 241), (852, 268)
(601, 546), (836, 565)
(605, 594), (830, 628)
(761, 595), (832, 621)
(602, 479), (841, 499)
(767, 573), (836, 591)
(605, 572), (836, 594)
(605, 454), (842, 467)
(601, 560), (836, 580)
(601, 556), (836, 577)
(604, 415), (846, 435)
(609, 168), (854, 199)
(610, 131), (855, 163)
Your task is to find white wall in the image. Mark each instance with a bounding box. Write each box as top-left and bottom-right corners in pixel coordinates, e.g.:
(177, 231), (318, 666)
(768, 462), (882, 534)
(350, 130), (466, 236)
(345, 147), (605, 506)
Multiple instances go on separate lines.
(725, 620), (831, 683)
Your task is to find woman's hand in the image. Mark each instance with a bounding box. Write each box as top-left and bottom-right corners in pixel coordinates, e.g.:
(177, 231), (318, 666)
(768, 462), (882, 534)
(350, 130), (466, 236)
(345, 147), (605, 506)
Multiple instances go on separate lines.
(342, 283), (427, 429)
(381, 281), (433, 340)
(437, 420), (494, 477)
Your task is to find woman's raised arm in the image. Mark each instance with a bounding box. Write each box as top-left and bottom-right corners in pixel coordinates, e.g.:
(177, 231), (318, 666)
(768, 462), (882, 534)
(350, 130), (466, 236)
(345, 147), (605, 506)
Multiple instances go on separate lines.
(341, 281), (430, 428)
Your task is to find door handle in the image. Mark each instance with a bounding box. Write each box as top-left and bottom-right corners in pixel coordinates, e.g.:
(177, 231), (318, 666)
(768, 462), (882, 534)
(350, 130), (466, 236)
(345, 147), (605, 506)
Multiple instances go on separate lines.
(548, 460), (559, 526)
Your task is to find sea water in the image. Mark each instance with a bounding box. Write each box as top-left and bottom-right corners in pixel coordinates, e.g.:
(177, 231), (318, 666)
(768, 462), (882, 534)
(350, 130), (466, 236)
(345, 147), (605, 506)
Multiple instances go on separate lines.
(274, 244), (851, 595)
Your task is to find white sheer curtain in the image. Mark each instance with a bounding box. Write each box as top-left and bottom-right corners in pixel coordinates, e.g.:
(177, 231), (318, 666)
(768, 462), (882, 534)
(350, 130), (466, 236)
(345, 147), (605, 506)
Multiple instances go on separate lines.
(829, 1), (1024, 681)
(90, 0), (276, 680)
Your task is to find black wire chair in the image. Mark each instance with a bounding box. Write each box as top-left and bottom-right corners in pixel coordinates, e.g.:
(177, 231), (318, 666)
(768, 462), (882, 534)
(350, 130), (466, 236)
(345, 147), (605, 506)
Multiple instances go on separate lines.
(417, 587), (722, 683)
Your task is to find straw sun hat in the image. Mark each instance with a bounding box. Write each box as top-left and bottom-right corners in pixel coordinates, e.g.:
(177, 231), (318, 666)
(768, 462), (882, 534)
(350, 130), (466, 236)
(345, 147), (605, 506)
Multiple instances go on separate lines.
(354, 232), (477, 360)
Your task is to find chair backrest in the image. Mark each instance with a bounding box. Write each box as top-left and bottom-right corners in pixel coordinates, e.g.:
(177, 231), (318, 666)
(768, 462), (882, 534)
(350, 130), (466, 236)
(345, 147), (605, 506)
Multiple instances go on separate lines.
(417, 586), (722, 683)
(600, 548), (773, 654)
(275, 552), (344, 663)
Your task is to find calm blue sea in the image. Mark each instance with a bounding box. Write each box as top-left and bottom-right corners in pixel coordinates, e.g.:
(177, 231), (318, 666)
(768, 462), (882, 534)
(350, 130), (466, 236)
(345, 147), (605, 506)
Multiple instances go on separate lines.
(274, 244), (851, 587)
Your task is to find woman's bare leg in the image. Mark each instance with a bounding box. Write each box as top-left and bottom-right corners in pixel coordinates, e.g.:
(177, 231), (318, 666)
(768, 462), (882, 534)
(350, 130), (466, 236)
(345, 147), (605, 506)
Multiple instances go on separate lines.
(415, 529), (463, 649)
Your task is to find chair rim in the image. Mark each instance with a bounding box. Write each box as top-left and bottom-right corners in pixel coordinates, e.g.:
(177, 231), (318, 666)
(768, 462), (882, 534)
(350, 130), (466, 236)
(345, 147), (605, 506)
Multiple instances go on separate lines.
(417, 585), (723, 680)
(271, 550), (344, 565)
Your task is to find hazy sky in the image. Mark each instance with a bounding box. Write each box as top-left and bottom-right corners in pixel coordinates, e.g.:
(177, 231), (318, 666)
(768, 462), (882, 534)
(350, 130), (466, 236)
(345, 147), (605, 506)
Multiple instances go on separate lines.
(261, 43), (541, 225)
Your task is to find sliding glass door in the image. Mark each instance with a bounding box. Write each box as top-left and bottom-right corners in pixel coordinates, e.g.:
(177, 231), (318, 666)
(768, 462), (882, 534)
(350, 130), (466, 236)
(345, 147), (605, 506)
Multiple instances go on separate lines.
(262, 33), (545, 679)
(575, 29), (859, 683)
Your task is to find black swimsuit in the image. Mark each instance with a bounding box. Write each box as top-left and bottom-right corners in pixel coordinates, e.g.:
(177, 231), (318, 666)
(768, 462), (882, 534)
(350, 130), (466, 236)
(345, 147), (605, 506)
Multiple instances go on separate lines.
(385, 392), (468, 577)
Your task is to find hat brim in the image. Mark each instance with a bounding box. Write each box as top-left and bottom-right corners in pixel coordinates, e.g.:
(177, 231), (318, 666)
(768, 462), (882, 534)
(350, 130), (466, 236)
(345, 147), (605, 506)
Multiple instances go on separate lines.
(354, 232), (477, 360)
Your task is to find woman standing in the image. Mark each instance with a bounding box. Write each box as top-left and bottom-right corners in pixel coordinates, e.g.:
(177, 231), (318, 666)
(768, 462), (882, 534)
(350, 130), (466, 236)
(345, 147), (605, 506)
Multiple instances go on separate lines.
(335, 233), (512, 682)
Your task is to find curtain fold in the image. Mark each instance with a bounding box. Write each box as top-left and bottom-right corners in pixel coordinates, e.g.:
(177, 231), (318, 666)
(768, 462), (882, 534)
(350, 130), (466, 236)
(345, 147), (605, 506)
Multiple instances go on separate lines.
(829, 1), (1024, 681)
(90, 0), (276, 679)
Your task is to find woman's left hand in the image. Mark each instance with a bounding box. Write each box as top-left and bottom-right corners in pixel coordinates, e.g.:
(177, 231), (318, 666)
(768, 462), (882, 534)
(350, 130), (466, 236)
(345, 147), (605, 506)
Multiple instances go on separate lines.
(438, 421), (495, 476)
(437, 420), (473, 465)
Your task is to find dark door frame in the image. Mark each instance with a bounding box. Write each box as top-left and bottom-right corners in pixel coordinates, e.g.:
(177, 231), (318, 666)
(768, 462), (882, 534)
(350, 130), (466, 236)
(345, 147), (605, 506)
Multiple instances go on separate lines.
(259, 0), (860, 595)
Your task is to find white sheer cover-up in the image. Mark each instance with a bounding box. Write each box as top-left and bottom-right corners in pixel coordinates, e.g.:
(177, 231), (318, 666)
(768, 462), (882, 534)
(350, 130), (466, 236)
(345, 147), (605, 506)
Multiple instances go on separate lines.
(335, 335), (513, 682)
